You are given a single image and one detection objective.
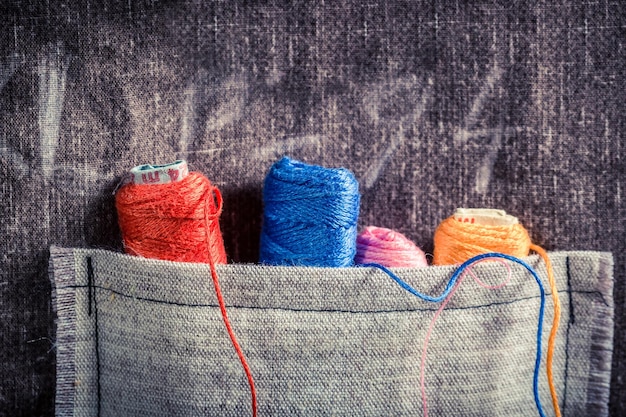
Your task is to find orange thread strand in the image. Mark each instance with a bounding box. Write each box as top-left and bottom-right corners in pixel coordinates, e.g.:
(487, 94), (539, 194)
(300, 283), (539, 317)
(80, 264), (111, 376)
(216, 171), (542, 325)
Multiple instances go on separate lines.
(433, 215), (562, 416)
(530, 243), (562, 417)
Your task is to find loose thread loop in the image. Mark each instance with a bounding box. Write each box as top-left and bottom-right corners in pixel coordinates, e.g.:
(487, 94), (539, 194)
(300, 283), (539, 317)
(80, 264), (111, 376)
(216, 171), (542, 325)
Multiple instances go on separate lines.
(362, 252), (548, 417)
(204, 184), (224, 220)
(433, 211), (562, 417)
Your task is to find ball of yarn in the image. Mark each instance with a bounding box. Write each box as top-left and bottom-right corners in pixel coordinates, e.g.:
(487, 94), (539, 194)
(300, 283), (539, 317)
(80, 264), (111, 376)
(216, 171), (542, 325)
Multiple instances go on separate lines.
(260, 156), (360, 266)
(433, 211), (531, 265)
(355, 226), (428, 267)
(115, 171), (227, 264)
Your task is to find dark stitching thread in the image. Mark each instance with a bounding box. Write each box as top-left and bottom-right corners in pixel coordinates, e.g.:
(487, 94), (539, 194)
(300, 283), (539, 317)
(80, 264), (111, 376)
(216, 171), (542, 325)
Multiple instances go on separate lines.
(566, 256), (576, 324)
(562, 256), (574, 414)
(87, 258), (94, 316)
(62, 283), (607, 313)
(87, 257), (102, 417)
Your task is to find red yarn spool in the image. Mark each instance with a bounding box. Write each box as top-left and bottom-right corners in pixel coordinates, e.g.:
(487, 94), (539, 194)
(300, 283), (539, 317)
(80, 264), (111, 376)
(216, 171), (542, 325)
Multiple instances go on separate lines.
(115, 171), (227, 264)
(116, 164), (257, 416)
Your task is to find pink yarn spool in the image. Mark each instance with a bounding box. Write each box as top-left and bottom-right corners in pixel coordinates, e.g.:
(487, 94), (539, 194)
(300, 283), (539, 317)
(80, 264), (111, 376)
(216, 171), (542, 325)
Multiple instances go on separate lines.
(355, 226), (428, 267)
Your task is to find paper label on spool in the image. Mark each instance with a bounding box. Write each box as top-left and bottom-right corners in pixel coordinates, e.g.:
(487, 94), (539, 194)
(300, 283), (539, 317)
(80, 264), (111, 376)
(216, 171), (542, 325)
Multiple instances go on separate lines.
(453, 208), (519, 226)
(130, 160), (189, 185)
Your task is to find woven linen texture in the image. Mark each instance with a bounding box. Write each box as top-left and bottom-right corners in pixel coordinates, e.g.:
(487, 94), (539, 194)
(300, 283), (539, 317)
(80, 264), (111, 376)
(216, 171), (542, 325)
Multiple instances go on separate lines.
(50, 247), (613, 416)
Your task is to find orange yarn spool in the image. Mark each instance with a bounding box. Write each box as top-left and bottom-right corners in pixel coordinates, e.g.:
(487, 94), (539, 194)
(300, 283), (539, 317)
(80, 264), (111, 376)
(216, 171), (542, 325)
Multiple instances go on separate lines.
(433, 213), (530, 265)
(115, 172), (227, 264)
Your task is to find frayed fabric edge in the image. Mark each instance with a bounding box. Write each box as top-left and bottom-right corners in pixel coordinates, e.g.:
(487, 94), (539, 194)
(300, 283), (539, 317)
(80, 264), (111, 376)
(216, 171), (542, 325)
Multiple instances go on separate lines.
(585, 253), (614, 417)
(49, 246), (79, 417)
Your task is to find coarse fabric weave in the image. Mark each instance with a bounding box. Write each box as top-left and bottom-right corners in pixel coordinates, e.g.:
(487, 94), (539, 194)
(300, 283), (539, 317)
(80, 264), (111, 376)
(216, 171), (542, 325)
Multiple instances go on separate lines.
(2, 2), (625, 415)
(49, 247), (613, 416)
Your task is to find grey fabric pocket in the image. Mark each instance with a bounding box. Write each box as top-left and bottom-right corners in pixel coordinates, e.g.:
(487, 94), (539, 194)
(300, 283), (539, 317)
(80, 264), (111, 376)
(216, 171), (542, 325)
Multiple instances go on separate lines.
(49, 247), (613, 416)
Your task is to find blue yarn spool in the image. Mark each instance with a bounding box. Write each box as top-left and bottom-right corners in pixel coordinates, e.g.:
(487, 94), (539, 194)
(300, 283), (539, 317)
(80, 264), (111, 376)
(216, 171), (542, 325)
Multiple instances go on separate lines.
(260, 157), (360, 266)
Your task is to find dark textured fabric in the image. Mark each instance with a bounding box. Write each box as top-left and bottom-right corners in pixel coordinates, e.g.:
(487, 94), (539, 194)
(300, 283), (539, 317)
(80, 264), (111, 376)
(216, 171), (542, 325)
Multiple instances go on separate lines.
(0, 1), (623, 415)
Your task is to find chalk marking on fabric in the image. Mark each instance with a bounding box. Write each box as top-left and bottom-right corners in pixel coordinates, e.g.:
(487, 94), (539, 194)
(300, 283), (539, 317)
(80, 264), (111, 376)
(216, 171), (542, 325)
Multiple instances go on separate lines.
(452, 126), (523, 143)
(205, 74), (247, 132)
(0, 53), (19, 91)
(255, 134), (322, 160)
(0, 142), (29, 178)
(474, 124), (503, 194)
(38, 42), (69, 182)
(362, 80), (433, 189)
(362, 129), (402, 190)
(450, 61), (510, 193)
(179, 80), (197, 159)
(454, 62), (504, 144)
(361, 75), (423, 126)
(25, 337), (57, 354)
(186, 147), (228, 155)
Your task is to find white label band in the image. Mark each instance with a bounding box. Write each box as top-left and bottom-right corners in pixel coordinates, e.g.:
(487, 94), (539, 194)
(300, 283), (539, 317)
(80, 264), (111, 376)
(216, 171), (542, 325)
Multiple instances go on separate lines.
(130, 160), (189, 185)
(453, 208), (519, 226)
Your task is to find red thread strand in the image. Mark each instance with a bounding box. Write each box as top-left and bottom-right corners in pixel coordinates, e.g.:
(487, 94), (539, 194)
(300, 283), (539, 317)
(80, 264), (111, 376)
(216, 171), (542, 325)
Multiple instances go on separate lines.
(208, 255), (258, 417)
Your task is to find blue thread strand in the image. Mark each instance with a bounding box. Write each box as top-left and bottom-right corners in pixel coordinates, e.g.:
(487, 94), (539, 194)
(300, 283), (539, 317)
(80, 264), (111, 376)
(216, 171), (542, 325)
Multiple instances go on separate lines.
(260, 157), (360, 267)
(361, 252), (547, 417)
